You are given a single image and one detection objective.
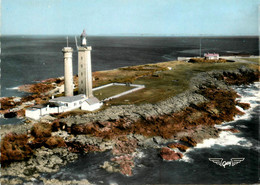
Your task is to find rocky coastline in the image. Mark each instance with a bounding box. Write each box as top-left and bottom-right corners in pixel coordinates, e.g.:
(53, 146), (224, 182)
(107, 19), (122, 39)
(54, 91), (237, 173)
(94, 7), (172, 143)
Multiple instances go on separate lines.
(0, 65), (259, 184)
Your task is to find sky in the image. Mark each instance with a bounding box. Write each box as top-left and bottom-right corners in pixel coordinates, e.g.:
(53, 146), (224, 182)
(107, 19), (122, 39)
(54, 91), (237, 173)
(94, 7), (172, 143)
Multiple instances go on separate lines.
(1, 0), (260, 36)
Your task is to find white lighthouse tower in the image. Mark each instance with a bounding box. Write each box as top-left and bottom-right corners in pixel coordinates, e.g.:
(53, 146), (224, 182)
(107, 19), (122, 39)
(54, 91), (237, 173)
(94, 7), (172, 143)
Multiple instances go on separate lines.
(77, 30), (102, 111)
(78, 30), (93, 98)
(62, 47), (74, 96)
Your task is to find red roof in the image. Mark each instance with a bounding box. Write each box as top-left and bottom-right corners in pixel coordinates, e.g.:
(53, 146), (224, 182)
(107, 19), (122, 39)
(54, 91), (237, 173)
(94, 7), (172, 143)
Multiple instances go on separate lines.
(204, 53), (219, 57)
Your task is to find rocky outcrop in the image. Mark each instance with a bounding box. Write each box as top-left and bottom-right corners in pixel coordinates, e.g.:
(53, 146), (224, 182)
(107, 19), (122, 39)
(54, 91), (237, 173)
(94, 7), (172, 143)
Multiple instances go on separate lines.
(101, 136), (138, 176)
(236, 102), (250, 110)
(60, 91), (207, 127)
(220, 128), (240, 133)
(167, 143), (189, 152)
(0, 147), (78, 181)
(160, 147), (183, 161)
(180, 136), (197, 147)
(39, 177), (91, 185)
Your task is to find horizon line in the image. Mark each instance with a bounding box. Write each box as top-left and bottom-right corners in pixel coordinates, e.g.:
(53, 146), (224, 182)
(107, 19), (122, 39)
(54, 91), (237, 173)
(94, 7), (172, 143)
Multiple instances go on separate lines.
(1, 33), (259, 37)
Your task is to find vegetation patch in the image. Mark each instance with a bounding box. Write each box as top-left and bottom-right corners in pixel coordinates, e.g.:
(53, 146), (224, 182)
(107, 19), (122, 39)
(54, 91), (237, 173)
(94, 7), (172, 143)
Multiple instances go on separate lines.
(242, 58), (259, 64)
(108, 61), (256, 105)
(93, 85), (136, 100)
(188, 58), (227, 63)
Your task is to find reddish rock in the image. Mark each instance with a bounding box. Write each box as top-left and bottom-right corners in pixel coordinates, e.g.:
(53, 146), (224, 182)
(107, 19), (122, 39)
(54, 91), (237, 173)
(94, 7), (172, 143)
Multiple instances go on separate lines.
(120, 160), (134, 176)
(112, 137), (137, 156)
(180, 136), (197, 147)
(111, 154), (134, 176)
(45, 136), (66, 149)
(108, 137), (137, 176)
(160, 147), (183, 161)
(167, 143), (189, 152)
(31, 122), (52, 138)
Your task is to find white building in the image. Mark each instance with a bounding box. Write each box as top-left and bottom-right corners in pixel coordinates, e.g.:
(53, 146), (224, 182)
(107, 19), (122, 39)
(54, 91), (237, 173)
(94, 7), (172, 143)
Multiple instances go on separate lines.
(204, 53), (219, 60)
(25, 94), (102, 120)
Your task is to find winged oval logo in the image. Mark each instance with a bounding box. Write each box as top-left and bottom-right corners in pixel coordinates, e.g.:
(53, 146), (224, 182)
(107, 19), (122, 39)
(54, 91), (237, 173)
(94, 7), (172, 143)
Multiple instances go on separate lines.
(209, 158), (245, 168)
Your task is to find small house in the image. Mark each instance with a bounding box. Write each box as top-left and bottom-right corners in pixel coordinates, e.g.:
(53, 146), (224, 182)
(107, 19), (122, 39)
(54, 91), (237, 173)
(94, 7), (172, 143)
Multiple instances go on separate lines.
(204, 53), (219, 60)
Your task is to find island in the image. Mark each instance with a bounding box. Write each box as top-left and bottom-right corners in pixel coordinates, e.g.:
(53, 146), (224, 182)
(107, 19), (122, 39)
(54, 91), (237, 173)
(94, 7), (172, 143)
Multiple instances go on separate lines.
(0, 57), (259, 184)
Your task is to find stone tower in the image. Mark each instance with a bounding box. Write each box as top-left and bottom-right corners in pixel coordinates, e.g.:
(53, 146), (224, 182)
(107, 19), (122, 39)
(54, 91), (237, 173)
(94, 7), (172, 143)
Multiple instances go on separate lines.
(78, 30), (93, 98)
(62, 47), (74, 96)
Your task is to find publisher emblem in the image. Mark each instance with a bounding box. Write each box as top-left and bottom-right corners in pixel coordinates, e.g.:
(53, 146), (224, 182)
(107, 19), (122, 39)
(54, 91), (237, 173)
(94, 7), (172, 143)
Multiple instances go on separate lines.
(209, 158), (245, 168)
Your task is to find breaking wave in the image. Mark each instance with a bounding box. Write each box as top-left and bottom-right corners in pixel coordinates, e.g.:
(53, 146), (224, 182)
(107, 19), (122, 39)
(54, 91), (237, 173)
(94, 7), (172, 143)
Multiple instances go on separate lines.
(6, 86), (19, 90)
(195, 131), (252, 149)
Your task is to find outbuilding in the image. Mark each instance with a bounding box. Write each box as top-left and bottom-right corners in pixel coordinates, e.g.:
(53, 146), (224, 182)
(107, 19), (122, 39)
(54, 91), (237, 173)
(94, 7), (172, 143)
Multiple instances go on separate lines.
(204, 53), (219, 60)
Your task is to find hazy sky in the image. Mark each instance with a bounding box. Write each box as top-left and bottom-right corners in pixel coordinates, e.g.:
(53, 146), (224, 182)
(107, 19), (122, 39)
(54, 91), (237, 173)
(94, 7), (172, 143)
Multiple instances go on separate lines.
(2, 0), (260, 36)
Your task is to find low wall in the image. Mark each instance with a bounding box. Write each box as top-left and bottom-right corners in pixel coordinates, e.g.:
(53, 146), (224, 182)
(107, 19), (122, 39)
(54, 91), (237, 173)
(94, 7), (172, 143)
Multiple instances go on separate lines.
(101, 83), (145, 101)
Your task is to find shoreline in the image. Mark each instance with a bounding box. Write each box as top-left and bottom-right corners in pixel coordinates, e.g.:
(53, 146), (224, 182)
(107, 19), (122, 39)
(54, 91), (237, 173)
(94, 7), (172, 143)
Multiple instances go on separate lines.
(0, 62), (259, 184)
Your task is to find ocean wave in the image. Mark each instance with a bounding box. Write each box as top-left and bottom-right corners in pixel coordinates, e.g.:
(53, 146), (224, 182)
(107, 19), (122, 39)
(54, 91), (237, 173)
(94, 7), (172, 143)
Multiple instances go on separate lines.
(180, 154), (194, 163)
(135, 151), (145, 159)
(6, 86), (20, 90)
(215, 125), (234, 129)
(195, 131), (252, 149)
(162, 54), (175, 60)
(108, 181), (119, 185)
(230, 82), (260, 122)
(192, 82), (258, 149)
(237, 125), (248, 128)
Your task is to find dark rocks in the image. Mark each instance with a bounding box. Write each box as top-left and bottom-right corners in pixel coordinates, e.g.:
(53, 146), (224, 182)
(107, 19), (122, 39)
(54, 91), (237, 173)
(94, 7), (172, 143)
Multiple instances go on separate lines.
(51, 120), (67, 132)
(236, 102), (250, 110)
(4, 112), (17, 118)
(160, 147), (183, 161)
(70, 123), (87, 135)
(223, 67), (259, 85)
(220, 128), (240, 133)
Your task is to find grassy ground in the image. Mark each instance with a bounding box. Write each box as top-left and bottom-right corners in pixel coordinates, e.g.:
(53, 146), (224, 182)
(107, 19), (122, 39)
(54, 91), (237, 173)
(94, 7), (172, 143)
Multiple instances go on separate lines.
(93, 85), (135, 100)
(105, 61), (258, 105)
(33, 60), (259, 107)
(242, 58), (259, 64)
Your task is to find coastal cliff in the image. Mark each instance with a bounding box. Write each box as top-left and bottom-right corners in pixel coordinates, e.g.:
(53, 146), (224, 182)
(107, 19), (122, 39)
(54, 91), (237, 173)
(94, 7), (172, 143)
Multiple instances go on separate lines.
(0, 62), (259, 183)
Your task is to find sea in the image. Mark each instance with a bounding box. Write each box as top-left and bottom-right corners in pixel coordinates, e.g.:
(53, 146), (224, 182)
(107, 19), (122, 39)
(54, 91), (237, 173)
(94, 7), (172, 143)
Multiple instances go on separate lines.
(0, 36), (259, 184)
